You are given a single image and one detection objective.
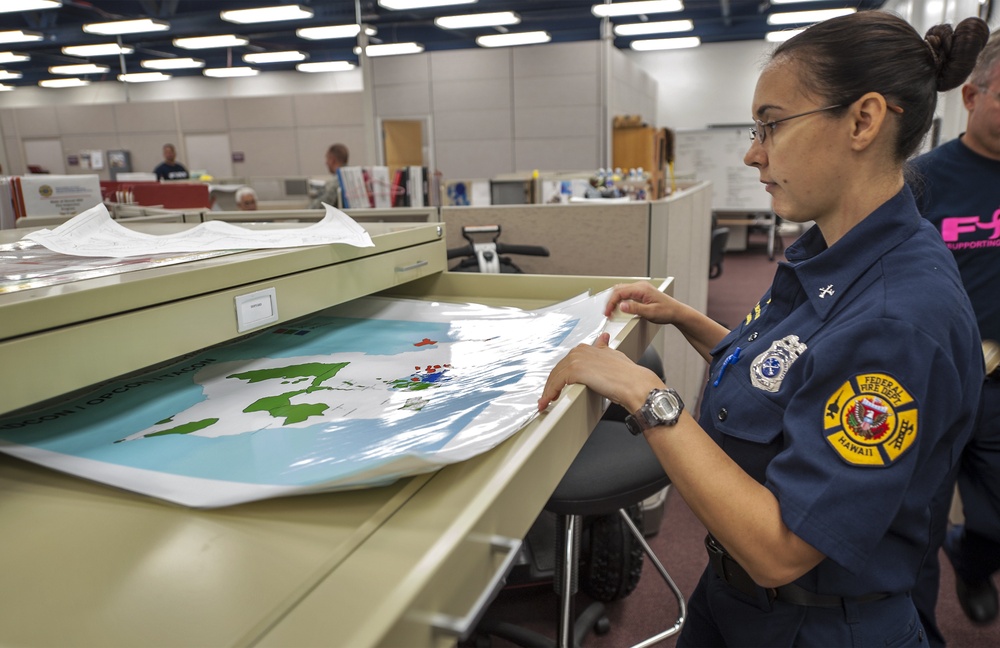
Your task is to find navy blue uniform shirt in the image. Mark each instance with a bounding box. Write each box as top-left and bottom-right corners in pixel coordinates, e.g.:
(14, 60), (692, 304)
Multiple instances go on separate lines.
(698, 186), (982, 598)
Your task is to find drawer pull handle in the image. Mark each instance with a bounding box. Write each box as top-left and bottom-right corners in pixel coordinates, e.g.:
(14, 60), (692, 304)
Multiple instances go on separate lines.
(395, 260), (429, 272)
(428, 535), (522, 638)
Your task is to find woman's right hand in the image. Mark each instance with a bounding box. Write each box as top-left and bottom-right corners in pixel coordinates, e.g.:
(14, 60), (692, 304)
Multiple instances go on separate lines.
(606, 281), (731, 363)
(604, 281), (685, 325)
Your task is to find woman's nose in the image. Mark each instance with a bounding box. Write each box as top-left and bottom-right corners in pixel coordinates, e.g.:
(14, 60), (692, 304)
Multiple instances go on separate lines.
(744, 138), (766, 168)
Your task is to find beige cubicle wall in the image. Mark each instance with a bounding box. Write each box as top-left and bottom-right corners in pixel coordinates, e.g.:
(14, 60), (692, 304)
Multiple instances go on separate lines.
(440, 202), (651, 277)
(649, 181), (713, 403)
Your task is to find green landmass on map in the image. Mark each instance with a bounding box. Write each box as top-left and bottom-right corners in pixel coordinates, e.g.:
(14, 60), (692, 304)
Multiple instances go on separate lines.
(228, 361), (351, 426)
(115, 418), (220, 441)
(227, 362), (350, 386)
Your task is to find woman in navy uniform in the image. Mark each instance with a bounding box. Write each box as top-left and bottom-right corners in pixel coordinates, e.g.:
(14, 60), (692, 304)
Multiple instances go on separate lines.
(538, 12), (989, 646)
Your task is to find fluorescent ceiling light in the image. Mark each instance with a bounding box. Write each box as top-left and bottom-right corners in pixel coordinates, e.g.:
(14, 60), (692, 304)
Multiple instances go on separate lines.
(363, 42), (424, 57)
(297, 61), (356, 73)
(244, 51), (308, 64)
(614, 19), (693, 36)
(62, 43), (133, 56)
(49, 63), (108, 74)
(83, 18), (169, 35)
(379, 0), (476, 10)
(0, 1), (60, 12)
(766, 28), (805, 42)
(39, 78), (90, 88)
(592, 1), (683, 18)
(203, 66), (259, 78)
(630, 36), (701, 50)
(0, 70), (22, 80)
(435, 11), (519, 29)
(141, 57), (205, 70)
(0, 84), (13, 92)
(0, 30), (43, 44)
(221, 4), (313, 24)
(0, 52), (29, 63)
(477, 31), (551, 48)
(768, 8), (855, 25)
(174, 35), (249, 49)
(118, 72), (172, 83)
(297, 24), (376, 39)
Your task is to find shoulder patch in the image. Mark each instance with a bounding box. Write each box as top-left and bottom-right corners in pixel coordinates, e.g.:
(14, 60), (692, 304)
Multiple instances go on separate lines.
(823, 373), (918, 467)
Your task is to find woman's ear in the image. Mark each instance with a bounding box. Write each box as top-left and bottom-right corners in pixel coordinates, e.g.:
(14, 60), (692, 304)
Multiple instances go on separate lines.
(849, 92), (890, 152)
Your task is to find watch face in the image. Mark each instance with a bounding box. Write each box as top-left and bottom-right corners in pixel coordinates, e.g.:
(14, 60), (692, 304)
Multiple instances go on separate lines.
(650, 391), (680, 421)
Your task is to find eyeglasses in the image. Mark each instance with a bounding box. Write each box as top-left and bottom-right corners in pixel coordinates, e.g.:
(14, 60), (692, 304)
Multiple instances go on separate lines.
(748, 104), (844, 144)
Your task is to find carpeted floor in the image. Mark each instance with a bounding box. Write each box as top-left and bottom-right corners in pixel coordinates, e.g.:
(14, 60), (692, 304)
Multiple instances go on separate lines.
(467, 229), (1000, 647)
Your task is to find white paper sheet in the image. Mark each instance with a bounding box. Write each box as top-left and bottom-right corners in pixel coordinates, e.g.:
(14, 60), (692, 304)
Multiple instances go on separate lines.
(21, 202), (374, 258)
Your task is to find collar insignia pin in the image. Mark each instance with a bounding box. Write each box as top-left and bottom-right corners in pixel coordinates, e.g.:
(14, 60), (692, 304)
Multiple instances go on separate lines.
(819, 285), (835, 299)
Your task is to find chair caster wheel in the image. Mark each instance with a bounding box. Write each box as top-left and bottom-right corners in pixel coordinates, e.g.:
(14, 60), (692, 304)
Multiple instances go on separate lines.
(594, 616), (612, 636)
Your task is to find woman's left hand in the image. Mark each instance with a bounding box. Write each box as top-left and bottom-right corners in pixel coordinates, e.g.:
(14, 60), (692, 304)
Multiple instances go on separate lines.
(537, 332), (664, 413)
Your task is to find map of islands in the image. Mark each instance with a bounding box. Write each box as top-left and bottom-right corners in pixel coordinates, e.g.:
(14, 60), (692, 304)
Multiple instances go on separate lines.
(0, 292), (609, 507)
(118, 352), (454, 443)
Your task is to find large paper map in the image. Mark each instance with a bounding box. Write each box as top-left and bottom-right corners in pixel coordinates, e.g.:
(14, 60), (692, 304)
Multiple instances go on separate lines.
(0, 292), (612, 507)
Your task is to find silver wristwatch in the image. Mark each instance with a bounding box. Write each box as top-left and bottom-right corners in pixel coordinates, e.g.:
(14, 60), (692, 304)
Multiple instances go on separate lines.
(625, 388), (684, 436)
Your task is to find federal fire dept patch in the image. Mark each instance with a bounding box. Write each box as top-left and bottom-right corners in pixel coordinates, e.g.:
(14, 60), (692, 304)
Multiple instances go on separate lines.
(823, 373), (918, 466)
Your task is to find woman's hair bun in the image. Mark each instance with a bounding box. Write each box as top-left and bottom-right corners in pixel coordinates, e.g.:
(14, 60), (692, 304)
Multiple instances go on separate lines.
(926, 17), (990, 92)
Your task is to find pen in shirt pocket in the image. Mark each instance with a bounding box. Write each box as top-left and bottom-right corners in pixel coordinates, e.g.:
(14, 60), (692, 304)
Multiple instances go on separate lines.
(713, 346), (742, 387)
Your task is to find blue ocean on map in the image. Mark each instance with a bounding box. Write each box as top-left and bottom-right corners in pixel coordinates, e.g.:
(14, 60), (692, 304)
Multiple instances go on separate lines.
(0, 299), (584, 497)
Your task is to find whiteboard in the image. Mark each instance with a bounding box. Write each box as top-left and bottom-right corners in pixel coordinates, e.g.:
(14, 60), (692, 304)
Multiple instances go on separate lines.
(674, 128), (771, 212)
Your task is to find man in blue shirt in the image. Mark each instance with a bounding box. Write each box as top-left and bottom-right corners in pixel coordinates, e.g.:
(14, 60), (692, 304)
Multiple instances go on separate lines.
(911, 30), (1000, 627)
(153, 144), (189, 181)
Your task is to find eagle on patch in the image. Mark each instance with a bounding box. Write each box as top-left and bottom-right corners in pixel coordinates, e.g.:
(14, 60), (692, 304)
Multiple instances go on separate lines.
(848, 397), (890, 440)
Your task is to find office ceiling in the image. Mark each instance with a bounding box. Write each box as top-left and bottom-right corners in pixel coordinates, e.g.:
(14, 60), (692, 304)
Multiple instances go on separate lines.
(0, 0), (888, 88)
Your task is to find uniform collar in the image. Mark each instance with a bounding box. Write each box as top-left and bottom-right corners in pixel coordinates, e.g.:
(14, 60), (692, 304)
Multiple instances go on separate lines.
(782, 185), (920, 320)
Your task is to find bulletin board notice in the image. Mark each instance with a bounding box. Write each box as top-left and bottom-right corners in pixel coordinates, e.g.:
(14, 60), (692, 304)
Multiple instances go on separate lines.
(17, 174), (102, 218)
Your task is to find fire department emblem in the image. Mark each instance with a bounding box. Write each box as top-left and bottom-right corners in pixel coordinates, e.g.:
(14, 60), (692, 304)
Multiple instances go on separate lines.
(824, 372), (918, 466)
(750, 335), (807, 392)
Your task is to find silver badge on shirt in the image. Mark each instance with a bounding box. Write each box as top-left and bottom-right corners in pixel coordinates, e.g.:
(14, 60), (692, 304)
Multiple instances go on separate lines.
(750, 335), (808, 392)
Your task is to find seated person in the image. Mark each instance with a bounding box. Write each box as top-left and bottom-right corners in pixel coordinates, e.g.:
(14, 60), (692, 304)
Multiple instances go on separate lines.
(235, 186), (258, 211)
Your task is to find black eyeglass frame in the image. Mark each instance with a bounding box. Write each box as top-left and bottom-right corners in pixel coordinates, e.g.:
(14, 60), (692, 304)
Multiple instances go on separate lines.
(748, 104), (845, 144)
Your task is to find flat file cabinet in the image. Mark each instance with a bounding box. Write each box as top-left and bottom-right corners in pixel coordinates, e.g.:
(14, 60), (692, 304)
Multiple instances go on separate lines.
(0, 222), (667, 647)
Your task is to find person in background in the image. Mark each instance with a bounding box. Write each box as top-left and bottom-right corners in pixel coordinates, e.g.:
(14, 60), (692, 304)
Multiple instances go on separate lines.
(309, 143), (349, 209)
(911, 29), (1000, 628)
(235, 186), (258, 211)
(537, 12), (988, 646)
(153, 144), (189, 181)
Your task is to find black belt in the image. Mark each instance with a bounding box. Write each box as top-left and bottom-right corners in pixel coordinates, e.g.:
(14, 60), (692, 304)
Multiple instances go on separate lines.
(705, 534), (891, 608)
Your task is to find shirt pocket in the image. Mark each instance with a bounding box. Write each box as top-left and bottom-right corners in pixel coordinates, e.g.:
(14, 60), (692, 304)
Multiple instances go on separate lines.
(708, 376), (787, 483)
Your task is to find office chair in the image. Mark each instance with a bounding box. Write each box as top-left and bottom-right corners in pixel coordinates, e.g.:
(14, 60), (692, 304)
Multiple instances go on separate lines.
(477, 347), (686, 648)
(709, 227), (730, 279)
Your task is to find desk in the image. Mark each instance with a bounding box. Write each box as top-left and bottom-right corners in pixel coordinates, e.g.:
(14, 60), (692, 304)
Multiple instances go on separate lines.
(0, 223), (664, 646)
(715, 211), (778, 261)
